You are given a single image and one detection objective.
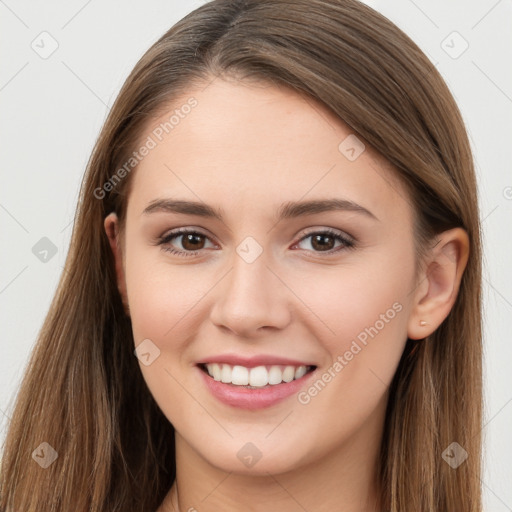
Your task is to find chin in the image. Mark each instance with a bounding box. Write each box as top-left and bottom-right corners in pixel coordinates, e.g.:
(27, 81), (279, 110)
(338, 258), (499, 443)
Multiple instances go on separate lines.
(196, 439), (312, 476)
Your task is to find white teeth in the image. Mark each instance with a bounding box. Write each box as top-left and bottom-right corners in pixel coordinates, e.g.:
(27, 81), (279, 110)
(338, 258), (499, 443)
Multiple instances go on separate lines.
(294, 365), (307, 379)
(204, 363), (311, 386)
(282, 366), (295, 383)
(231, 365), (249, 385)
(211, 363), (221, 381)
(249, 366), (268, 387)
(220, 364), (231, 383)
(268, 366), (283, 385)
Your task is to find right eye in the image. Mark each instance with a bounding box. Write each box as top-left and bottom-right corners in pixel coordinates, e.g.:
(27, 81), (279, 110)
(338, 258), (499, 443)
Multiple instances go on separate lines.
(158, 228), (216, 257)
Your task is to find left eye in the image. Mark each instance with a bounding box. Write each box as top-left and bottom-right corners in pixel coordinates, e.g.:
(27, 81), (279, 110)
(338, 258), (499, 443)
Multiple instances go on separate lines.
(157, 228), (354, 257)
(294, 229), (354, 253)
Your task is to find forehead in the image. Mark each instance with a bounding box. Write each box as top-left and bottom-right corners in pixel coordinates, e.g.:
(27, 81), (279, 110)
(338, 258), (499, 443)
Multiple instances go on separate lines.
(127, 77), (412, 225)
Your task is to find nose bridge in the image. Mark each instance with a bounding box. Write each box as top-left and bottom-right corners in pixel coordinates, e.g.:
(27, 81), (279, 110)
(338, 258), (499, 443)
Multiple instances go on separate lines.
(209, 237), (291, 336)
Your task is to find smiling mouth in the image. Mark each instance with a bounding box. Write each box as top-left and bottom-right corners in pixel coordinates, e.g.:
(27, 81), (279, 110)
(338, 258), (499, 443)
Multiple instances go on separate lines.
(198, 363), (317, 388)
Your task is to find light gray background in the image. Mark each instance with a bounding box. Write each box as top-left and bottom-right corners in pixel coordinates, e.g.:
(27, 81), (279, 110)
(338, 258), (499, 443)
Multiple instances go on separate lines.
(1, 0), (511, 509)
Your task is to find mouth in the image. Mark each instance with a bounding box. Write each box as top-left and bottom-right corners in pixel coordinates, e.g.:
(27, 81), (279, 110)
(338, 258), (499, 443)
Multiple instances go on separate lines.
(198, 362), (317, 389)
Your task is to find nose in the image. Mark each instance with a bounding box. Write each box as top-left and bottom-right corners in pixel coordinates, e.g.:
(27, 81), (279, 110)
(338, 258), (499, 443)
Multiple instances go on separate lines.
(209, 248), (292, 338)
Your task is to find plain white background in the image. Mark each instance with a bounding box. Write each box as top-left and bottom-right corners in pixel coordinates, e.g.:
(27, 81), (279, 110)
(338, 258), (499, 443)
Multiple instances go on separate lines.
(1, 0), (511, 509)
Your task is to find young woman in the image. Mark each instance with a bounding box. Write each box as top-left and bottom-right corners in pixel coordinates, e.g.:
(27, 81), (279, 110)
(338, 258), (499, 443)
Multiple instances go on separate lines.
(0, 0), (483, 510)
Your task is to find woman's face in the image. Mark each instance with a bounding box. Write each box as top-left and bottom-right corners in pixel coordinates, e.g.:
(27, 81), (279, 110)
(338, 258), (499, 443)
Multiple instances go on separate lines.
(112, 77), (421, 475)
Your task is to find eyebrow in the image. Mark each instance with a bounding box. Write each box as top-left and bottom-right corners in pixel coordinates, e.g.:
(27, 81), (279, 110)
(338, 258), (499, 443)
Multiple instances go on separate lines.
(142, 197), (378, 222)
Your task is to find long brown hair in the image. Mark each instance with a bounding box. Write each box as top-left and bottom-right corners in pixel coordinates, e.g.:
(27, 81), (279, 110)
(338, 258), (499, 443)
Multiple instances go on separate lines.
(0, 0), (482, 510)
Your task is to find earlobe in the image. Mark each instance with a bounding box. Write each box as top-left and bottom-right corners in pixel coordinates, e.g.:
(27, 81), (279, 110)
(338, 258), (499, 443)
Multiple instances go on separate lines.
(407, 228), (469, 340)
(104, 212), (130, 316)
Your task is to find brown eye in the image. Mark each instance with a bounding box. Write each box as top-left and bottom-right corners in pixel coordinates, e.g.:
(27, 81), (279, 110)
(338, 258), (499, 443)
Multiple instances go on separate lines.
(310, 233), (336, 251)
(295, 229), (354, 254)
(158, 229), (215, 257)
(180, 233), (206, 250)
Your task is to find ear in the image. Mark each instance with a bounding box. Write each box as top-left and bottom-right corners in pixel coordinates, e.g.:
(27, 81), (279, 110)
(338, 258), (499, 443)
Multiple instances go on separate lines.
(104, 212), (130, 316)
(407, 227), (469, 340)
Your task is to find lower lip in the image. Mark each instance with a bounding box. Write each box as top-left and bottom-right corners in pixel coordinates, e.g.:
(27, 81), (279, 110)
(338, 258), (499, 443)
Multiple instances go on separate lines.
(197, 366), (316, 410)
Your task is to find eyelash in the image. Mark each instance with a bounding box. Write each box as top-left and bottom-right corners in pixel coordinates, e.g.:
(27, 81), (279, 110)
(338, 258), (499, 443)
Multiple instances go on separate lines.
(157, 227), (355, 258)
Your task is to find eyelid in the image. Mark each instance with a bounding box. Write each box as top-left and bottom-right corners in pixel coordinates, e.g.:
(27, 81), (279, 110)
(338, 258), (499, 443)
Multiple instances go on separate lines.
(157, 227), (218, 249)
(157, 226), (217, 243)
(296, 226), (355, 243)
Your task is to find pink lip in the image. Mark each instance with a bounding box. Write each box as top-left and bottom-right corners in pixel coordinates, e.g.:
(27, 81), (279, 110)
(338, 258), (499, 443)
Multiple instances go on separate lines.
(196, 354), (316, 368)
(197, 365), (317, 410)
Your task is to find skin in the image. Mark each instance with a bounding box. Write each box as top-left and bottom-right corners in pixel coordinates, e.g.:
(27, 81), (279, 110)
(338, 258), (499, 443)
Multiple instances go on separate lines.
(104, 76), (469, 512)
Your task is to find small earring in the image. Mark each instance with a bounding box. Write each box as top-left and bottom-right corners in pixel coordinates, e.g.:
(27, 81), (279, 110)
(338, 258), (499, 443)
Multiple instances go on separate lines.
(419, 320), (428, 326)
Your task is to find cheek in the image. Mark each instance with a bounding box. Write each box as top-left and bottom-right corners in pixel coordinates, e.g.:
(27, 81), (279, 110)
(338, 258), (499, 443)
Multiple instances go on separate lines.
(123, 247), (207, 420)
(126, 262), (201, 344)
(122, 229), (210, 338)
(304, 254), (413, 348)
(295, 251), (415, 418)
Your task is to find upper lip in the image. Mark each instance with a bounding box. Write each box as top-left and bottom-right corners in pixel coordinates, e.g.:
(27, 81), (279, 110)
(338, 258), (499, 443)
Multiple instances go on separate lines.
(196, 354), (317, 368)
